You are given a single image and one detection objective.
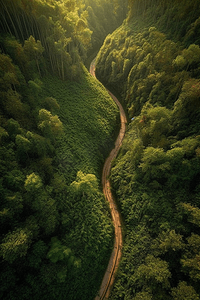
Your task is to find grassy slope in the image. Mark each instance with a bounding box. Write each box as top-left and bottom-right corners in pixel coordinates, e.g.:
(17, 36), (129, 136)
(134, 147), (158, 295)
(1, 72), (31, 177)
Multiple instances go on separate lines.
(43, 67), (119, 183)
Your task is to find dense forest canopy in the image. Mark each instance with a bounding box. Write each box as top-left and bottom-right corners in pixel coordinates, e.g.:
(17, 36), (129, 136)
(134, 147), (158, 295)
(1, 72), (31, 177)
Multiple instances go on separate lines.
(0, 0), (127, 299)
(0, 0), (127, 80)
(2, 0), (200, 299)
(95, 0), (200, 299)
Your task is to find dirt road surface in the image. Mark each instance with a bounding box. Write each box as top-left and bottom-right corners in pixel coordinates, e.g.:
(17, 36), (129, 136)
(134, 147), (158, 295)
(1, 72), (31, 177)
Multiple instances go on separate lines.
(90, 59), (127, 299)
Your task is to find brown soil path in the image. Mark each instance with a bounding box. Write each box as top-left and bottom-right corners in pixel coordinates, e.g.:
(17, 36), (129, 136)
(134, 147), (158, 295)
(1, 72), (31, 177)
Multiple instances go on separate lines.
(90, 59), (127, 299)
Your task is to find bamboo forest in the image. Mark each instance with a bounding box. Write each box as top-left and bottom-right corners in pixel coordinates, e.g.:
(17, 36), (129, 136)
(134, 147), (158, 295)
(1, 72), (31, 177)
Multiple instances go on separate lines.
(0, 0), (200, 299)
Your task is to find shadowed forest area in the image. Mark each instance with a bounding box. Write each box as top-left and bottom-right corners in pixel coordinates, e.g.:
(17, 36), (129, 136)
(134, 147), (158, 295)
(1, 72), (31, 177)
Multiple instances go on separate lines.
(0, 0), (127, 299)
(95, 0), (200, 299)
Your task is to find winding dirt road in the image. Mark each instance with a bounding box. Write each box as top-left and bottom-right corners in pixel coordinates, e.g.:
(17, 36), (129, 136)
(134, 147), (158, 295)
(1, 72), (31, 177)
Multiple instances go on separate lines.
(90, 59), (127, 299)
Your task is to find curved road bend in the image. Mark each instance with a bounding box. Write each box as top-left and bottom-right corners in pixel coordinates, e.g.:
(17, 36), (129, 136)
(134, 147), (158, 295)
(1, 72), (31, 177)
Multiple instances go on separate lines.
(90, 59), (127, 299)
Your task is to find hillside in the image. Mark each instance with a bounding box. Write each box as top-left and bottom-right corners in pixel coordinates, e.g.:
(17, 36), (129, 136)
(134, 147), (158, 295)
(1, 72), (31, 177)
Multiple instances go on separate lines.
(95, 0), (200, 299)
(0, 0), (127, 299)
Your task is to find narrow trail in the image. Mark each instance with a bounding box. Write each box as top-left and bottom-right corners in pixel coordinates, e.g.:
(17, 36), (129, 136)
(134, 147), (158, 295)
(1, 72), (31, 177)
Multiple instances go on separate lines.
(90, 59), (127, 299)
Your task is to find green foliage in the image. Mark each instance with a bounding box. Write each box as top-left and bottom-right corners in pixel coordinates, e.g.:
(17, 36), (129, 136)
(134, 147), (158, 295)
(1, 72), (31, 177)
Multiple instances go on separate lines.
(0, 228), (32, 263)
(38, 108), (63, 141)
(70, 170), (98, 196)
(15, 134), (31, 154)
(152, 230), (184, 255)
(96, 0), (200, 124)
(24, 173), (43, 192)
(83, 0), (128, 52)
(0, 0), (130, 297)
(42, 97), (60, 112)
(0, 0), (127, 81)
(4, 0), (200, 298)
(171, 281), (200, 300)
(135, 254), (171, 289)
(28, 240), (48, 269)
(6, 119), (22, 140)
(173, 55), (187, 70)
(181, 203), (200, 227)
(0, 9), (122, 296)
(133, 291), (153, 300)
(0, 36), (119, 300)
(181, 232), (200, 282)
(47, 237), (72, 263)
(96, 1), (200, 299)
(139, 147), (169, 182)
(26, 131), (50, 158)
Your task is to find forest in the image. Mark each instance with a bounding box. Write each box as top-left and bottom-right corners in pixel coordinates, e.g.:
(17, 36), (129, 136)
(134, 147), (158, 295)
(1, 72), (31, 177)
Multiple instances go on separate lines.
(95, 0), (200, 299)
(1, 0), (200, 299)
(0, 0), (127, 299)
